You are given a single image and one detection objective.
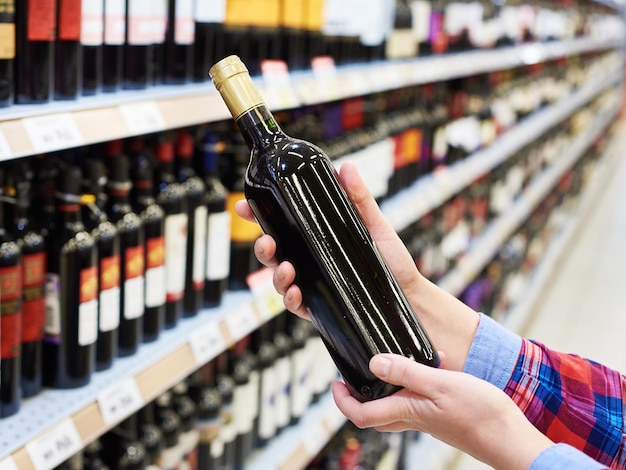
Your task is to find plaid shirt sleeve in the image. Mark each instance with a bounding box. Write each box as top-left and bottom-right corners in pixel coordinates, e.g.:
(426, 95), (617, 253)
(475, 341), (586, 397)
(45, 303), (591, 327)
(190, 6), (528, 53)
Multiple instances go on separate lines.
(464, 314), (626, 469)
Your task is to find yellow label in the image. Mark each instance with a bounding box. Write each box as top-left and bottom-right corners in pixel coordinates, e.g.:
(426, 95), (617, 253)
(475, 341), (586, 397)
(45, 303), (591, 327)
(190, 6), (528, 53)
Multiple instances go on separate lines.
(304, 0), (324, 31)
(227, 192), (263, 243)
(225, 0), (280, 27)
(281, 0), (305, 28)
(403, 128), (422, 164)
(0, 23), (15, 60)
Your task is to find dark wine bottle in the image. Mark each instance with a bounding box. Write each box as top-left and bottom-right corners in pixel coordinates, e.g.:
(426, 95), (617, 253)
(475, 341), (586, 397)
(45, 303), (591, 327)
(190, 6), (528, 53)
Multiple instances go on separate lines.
(164, 0), (194, 84)
(230, 336), (255, 467)
(175, 130), (206, 317)
(154, 138), (188, 328)
(0, 174), (22, 418)
(83, 440), (110, 470)
(102, 0), (125, 92)
(210, 56), (440, 402)
(199, 130), (230, 308)
(55, 0), (82, 100)
(150, 0), (167, 85)
(189, 362), (222, 470)
(192, 0), (225, 83)
(252, 321), (278, 447)
(214, 352), (236, 469)
(101, 415), (148, 470)
(81, 158), (121, 371)
(0, 0), (15, 107)
(15, 0), (56, 104)
(171, 381), (199, 466)
(123, 0), (152, 89)
(43, 164), (98, 389)
(105, 143), (145, 356)
(130, 138), (166, 343)
(137, 402), (164, 467)
(154, 391), (183, 470)
(80, 0), (104, 95)
(11, 163), (46, 398)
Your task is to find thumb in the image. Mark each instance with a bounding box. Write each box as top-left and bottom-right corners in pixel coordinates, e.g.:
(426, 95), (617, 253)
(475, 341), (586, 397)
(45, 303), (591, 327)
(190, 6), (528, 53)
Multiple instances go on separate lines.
(370, 353), (444, 396)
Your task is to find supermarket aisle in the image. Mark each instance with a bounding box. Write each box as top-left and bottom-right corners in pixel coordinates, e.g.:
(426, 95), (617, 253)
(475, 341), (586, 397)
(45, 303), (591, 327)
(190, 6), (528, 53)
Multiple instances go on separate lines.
(450, 128), (626, 470)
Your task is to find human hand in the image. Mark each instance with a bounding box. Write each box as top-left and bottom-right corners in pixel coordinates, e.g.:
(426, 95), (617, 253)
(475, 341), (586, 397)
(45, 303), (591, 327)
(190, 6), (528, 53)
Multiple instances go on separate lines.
(332, 353), (552, 470)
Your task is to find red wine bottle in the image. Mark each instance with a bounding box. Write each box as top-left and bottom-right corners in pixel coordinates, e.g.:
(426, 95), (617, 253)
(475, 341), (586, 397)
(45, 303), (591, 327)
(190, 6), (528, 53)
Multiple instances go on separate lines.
(0, 0), (15, 107)
(80, 0), (104, 95)
(55, 0), (82, 100)
(43, 163), (98, 389)
(0, 175), (22, 418)
(130, 138), (166, 343)
(192, 0), (225, 83)
(189, 363), (222, 470)
(154, 391), (183, 470)
(104, 145), (145, 356)
(15, 0), (57, 103)
(211, 56), (440, 402)
(123, 0), (152, 89)
(102, 0), (125, 92)
(175, 130), (206, 317)
(154, 138), (188, 328)
(11, 163), (46, 398)
(81, 158), (121, 371)
(137, 402), (164, 466)
(150, 0), (167, 85)
(101, 414), (148, 470)
(164, 0), (194, 84)
(200, 130), (230, 308)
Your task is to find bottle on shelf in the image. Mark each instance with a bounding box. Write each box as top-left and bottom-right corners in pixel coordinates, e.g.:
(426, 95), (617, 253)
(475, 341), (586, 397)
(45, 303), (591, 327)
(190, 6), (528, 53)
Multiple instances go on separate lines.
(129, 138), (166, 342)
(105, 141), (145, 356)
(150, 0), (167, 85)
(230, 335), (256, 467)
(10, 163), (47, 398)
(0, 170), (22, 418)
(137, 402), (164, 468)
(272, 312), (293, 435)
(0, 0), (15, 107)
(199, 129), (230, 308)
(252, 321), (278, 447)
(101, 414), (148, 470)
(210, 55), (440, 402)
(102, 0), (125, 92)
(175, 130), (206, 317)
(43, 162), (98, 389)
(80, 0), (104, 96)
(55, 0), (83, 100)
(214, 351), (236, 469)
(164, 0), (194, 84)
(385, 0), (418, 60)
(192, 0), (225, 82)
(15, 0), (57, 104)
(83, 439), (110, 470)
(171, 381), (199, 467)
(123, 0), (152, 89)
(81, 158), (121, 371)
(153, 136), (188, 328)
(154, 391), (184, 470)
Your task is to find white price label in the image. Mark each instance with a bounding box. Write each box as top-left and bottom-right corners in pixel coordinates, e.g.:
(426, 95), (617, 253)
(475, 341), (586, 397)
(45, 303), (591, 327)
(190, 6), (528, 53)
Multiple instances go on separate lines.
(260, 60), (300, 110)
(224, 302), (260, 342)
(0, 457), (18, 470)
(97, 377), (144, 425)
(247, 267), (284, 320)
(303, 420), (330, 456)
(119, 101), (166, 135)
(26, 419), (83, 470)
(0, 128), (12, 161)
(189, 321), (226, 365)
(22, 113), (84, 153)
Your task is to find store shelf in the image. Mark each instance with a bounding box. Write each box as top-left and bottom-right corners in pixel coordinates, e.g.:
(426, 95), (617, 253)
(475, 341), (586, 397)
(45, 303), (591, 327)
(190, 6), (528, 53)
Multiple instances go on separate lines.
(437, 102), (620, 298)
(381, 68), (624, 233)
(0, 287), (286, 470)
(0, 35), (621, 162)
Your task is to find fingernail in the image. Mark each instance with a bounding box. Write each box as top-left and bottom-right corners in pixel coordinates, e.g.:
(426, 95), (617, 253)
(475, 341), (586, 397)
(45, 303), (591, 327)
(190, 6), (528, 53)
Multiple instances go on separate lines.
(370, 356), (391, 378)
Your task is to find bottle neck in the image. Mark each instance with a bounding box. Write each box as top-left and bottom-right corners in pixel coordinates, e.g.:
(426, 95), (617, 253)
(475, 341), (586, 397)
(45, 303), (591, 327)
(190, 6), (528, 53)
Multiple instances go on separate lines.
(55, 192), (82, 223)
(132, 180), (156, 205)
(236, 105), (285, 150)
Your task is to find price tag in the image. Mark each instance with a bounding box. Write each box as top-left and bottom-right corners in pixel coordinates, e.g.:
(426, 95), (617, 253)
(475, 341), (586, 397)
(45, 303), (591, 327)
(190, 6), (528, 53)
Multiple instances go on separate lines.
(97, 377), (144, 425)
(119, 101), (166, 135)
(189, 321), (226, 365)
(310, 56), (341, 102)
(22, 113), (84, 153)
(0, 128), (13, 161)
(26, 419), (83, 470)
(0, 457), (18, 470)
(260, 60), (300, 110)
(224, 302), (260, 343)
(303, 420), (330, 456)
(247, 267), (284, 320)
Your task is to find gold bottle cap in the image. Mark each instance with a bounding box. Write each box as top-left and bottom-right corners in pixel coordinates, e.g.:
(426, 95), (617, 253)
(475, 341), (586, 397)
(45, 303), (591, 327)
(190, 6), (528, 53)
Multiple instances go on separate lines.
(209, 55), (266, 121)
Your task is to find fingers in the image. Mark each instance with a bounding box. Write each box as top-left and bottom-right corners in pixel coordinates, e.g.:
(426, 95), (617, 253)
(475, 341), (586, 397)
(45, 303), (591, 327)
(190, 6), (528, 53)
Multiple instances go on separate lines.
(369, 354), (444, 397)
(234, 199), (255, 222)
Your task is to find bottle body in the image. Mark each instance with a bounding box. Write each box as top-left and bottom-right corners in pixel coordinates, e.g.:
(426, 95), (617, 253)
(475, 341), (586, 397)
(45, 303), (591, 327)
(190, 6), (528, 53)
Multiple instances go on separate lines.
(0, 0), (15, 107)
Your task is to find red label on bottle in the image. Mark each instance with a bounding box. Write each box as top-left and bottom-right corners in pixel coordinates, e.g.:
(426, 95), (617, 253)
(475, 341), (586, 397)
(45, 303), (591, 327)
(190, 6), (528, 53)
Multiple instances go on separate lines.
(79, 266), (98, 303)
(22, 252), (46, 343)
(125, 245), (145, 279)
(146, 236), (165, 269)
(58, 0), (82, 40)
(1, 265), (22, 359)
(27, 0), (57, 41)
(101, 255), (120, 290)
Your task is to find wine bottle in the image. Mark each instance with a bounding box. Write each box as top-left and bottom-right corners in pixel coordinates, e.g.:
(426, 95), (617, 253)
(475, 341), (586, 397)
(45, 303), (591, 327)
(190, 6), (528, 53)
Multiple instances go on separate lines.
(81, 158), (121, 371)
(0, 174), (22, 418)
(192, 0), (225, 83)
(11, 163), (47, 398)
(102, 0), (125, 92)
(55, 0), (82, 100)
(83, 440), (110, 470)
(0, 0), (15, 107)
(252, 322), (278, 447)
(105, 143), (145, 356)
(137, 402), (164, 468)
(199, 130), (230, 308)
(154, 137), (188, 328)
(214, 352), (236, 469)
(15, 0), (56, 104)
(150, 0), (167, 85)
(155, 391), (184, 470)
(175, 130), (206, 317)
(230, 336), (255, 467)
(210, 56), (440, 402)
(124, 0), (152, 89)
(164, 0), (194, 84)
(81, 0), (104, 95)
(272, 312), (292, 434)
(43, 163), (98, 389)
(101, 415), (148, 470)
(129, 138), (166, 343)
(171, 381), (199, 467)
